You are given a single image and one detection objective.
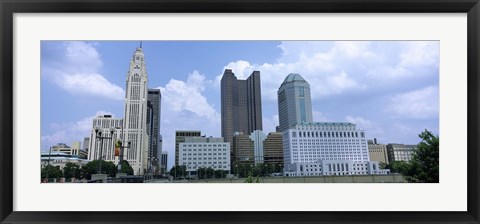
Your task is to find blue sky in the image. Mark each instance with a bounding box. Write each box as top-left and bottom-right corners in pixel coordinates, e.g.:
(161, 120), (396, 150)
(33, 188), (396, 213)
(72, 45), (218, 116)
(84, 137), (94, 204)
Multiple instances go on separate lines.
(41, 41), (439, 169)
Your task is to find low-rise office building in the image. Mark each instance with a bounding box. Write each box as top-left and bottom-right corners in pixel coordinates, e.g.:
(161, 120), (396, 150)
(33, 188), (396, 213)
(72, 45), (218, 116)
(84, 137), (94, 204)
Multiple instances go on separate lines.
(263, 132), (284, 165)
(178, 136), (231, 173)
(41, 152), (89, 169)
(283, 122), (370, 165)
(51, 142), (88, 159)
(233, 131), (284, 166)
(387, 143), (417, 162)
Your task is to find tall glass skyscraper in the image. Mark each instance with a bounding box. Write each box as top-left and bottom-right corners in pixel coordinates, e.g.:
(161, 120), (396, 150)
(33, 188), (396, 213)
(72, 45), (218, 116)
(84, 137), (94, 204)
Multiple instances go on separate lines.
(147, 89), (161, 173)
(221, 69), (263, 147)
(277, 73), (313, 132)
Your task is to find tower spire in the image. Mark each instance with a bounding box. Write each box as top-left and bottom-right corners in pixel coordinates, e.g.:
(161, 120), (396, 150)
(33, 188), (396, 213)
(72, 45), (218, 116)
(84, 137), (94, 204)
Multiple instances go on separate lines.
(139, 41), (142, 48)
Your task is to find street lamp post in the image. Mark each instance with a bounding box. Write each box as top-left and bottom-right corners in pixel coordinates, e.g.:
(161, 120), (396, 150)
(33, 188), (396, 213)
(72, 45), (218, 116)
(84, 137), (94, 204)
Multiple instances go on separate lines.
(146, 157), (150, 181)
(118, 141), (131, 174)
(94, 126), (115, 174)
(115, 126), (131, 174)
(153, 158), (159, 178)
(280, 164), (283, 176)
(265, 164), (268, 177)
(45, 146), (52, 182)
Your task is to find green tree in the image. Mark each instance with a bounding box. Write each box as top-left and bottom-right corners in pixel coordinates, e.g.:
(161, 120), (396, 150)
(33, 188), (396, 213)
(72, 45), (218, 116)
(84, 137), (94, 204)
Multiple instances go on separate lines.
(118, 160), (134, 175)
(214, 169), (226, 179)
(244, 172), (261, 183)
(169, 165), (186, 179)
(82, 160), (118, 179)
(389, 161), (409, 173)
(196, 167), (206, 179)
(205, 167), (215, 179)
(379, 162), (388, 169)
(393, 130), (439, 183)
(403, 130), (439, 183)
(63, 163), (81, 179)
(41, 165), (63, 180)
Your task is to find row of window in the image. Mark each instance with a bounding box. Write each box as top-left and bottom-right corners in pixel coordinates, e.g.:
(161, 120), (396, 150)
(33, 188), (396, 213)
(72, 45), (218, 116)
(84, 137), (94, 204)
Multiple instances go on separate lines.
(293, 158), (368, 162)
(292, 131), (365, 138)
(182, 153), (227, 156)
(184, 165), (228, 170)
(183, 144), (227, 147)
(181, 148), (228, 152)
(285, 172), (371, 176)
(296, 125), (355, 131)
(292, 147), (367, 150)
(182, 161), (228, 165)
(182, 157), (228, 161)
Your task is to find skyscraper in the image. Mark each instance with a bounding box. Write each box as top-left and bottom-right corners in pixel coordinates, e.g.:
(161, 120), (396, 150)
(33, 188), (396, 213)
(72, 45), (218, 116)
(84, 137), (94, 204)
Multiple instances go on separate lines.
(277, 73), (313, 132)
(147, 88), (161, 173)
(161, 151), (168, 174)
(221, 69), (263, 150)
(123, 46), (149, 175)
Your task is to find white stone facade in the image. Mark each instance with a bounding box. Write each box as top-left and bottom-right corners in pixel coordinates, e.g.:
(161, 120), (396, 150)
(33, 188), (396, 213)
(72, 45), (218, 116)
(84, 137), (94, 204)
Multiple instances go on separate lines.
(88, 115), (123, 162)
(283, 122), (370, 165)
(123, 47), (149, 175)
(284, 160), (390, 176)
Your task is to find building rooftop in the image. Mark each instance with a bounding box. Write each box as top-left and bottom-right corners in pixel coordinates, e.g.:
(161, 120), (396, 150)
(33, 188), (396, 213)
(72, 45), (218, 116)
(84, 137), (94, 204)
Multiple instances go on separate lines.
(281, 73), (307, 85)
(297, 122), (355, 126)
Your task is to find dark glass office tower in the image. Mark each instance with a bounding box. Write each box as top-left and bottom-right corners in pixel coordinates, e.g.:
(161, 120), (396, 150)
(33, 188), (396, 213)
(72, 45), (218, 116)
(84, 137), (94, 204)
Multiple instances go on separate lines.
(221, 69), (263, 150)
(147, 89), (161, 163)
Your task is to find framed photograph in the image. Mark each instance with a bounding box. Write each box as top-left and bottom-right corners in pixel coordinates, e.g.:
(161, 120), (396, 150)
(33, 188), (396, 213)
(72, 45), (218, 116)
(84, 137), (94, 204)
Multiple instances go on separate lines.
(1, 0), (479, 223)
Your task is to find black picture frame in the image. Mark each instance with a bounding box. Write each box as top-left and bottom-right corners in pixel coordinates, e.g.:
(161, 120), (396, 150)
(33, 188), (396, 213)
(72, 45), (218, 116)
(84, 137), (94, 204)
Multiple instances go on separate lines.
(1, 0), (479, 223)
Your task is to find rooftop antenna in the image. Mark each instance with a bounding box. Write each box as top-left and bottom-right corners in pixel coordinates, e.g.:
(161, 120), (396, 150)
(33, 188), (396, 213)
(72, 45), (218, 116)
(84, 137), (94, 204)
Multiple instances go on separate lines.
(139, 41), (142, 48)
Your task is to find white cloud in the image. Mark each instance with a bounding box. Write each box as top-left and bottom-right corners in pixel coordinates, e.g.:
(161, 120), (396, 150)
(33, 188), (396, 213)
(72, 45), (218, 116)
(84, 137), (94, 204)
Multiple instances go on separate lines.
(324, 71), (366, 94)
(159, 71), (220, 122)
(63, 41), (103, 71)
(345, 116), (374, 129)
(333, 41), (375, 58)
(399, 41), (440, 68)
(217, 41), (438, 104)
(53, 73), (124, 100)
(386, 86), (439, 119)
(222, 60), (254, 80)
(345, 116), (384, 140)
(156, 71), (222, 169)
(43, 41), (124, 100)
(41, 110), (115, 149)
(313, 110), (330, 122)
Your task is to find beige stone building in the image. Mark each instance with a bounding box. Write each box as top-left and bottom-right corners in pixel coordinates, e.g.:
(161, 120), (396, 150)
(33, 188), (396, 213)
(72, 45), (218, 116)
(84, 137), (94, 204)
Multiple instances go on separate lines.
(367, 139), (389, 164)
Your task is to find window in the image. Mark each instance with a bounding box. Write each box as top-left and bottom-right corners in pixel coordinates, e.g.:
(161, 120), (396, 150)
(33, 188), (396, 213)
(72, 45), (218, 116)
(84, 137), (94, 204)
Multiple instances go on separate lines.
(297, 86), (305, 97)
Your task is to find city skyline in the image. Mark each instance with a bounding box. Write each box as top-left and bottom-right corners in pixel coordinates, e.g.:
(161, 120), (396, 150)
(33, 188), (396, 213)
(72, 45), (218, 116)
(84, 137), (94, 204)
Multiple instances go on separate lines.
(41, 41), (440, 169)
